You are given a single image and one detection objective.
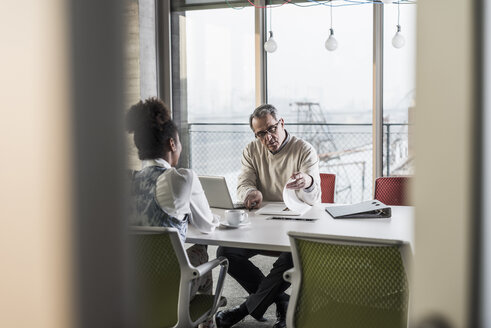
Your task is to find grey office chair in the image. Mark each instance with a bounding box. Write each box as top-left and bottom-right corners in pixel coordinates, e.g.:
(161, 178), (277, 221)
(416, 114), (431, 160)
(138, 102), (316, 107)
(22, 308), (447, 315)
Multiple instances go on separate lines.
(284, 231), (411, 328)
(130, 227), (228, 328)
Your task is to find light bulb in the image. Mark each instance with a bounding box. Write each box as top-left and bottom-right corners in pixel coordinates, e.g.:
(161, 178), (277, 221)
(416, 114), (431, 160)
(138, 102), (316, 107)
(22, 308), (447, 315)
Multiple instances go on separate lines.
(325, 28), (338, 51)
(392, 25), (405, 49)
(381, 0), (392, 4)
(264, 31), (277, 53)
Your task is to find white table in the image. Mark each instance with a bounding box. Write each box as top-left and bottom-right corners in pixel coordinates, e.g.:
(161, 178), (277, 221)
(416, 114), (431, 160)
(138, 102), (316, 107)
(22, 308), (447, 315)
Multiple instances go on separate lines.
(186, 203), (414, 252)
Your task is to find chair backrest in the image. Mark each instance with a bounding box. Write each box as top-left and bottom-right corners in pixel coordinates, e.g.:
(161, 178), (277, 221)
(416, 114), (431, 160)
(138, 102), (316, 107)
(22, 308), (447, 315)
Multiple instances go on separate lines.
(287, 232), (409, 328)
(319, 173), (336, 203)
(131, 228), (187, 328)
(374, 176), (411, 206)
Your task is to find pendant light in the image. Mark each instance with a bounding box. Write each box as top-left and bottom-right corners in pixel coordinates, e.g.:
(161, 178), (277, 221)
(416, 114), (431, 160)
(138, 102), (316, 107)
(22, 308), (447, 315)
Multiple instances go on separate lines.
(391, 1), (405, 48)
(325, 2), (338, 51)
(264, 2), (277, 53)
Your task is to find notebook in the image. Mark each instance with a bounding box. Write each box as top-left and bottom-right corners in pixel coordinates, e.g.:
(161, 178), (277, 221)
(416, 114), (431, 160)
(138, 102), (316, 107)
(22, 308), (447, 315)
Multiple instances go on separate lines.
(198, 176), (245, 209)
(325, 200), (391, 219)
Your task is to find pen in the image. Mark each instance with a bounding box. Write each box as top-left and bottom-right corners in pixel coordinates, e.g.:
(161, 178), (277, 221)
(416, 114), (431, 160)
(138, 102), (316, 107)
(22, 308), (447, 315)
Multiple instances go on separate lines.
(249, 202), (257, 211)
(267, 217), (318, 222)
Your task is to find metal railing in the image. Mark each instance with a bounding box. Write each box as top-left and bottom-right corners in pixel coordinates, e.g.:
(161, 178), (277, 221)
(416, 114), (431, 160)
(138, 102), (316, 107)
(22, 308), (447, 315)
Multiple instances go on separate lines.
(188, 123), (412, 203)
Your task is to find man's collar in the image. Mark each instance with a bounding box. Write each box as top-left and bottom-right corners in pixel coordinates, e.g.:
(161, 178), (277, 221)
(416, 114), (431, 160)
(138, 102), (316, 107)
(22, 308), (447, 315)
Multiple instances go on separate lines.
(270, 130), (291, 155)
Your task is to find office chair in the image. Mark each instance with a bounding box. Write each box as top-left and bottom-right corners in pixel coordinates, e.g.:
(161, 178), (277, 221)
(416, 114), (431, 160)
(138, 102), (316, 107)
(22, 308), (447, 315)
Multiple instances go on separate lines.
(130, 227), (228, 328)
(320, 173), (336, 203)
(374, 176), (411, 206)
(284, 232), (410, 328)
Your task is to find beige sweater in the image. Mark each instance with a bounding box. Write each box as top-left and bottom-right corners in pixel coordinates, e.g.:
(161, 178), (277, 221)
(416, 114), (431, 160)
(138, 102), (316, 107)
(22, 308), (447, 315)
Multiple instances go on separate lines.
(237, 134), (321, 205)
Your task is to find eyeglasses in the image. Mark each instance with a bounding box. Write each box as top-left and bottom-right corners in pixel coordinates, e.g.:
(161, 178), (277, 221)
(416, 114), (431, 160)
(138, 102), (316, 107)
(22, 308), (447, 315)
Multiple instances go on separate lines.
(255, 121), (280, 139)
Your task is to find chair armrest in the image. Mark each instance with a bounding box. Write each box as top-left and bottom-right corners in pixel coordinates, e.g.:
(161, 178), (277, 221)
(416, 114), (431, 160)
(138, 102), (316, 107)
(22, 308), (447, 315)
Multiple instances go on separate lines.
(283, 268), (294, 282)
(194, 256), (228, 278)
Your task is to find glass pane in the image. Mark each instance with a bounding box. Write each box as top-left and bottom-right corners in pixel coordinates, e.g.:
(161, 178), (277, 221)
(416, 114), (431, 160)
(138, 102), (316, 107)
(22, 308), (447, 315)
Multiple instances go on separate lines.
(267, 3), (373, 203)
(172, 7), (255, 196)
(189, 124), (253, 200)
(173, 7), (255, 123)
(383, 2), (417, 176)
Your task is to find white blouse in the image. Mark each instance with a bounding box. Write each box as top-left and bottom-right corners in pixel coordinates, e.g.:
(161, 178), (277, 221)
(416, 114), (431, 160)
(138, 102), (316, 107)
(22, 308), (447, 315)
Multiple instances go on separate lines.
(141, 158), (220, 234)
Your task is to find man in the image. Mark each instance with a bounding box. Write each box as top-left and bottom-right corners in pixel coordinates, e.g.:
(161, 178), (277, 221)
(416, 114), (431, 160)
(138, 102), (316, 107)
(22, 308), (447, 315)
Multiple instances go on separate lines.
(216, 104), (321, 328)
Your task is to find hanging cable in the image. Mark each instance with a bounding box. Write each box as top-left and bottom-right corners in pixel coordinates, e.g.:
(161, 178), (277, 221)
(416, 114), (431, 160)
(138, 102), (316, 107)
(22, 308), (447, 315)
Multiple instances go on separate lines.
(330, 1), (333, 29)
(225, 0), (246, 10)
(264, 0), (278, 52)
(238, 0), (416, 9)
(246, 0), (290, 9)
(227, 0), (416, 10)
(303, 0), (372, 8)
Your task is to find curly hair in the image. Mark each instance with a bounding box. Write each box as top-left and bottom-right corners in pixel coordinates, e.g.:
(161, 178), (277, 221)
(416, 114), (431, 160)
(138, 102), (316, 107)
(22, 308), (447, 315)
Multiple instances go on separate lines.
(126, 98), (178, 160)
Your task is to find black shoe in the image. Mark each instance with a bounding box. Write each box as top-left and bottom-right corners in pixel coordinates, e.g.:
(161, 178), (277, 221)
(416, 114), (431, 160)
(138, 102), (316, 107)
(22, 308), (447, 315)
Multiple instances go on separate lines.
(272, 300), (288, 328)
(272, 319), (286, 328)
(215, 305), (247, 328)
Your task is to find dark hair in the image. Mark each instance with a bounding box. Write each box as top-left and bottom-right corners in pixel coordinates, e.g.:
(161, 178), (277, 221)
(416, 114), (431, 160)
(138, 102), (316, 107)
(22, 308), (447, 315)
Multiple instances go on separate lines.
(249, 104), (279, 130)
(126, 98), (178, 160)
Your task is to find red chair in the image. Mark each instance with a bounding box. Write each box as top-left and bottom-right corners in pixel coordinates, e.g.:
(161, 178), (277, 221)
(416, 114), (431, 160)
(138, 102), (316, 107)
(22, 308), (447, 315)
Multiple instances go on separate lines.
(320, 173), (336, 203)
(374, 176), (411, 206)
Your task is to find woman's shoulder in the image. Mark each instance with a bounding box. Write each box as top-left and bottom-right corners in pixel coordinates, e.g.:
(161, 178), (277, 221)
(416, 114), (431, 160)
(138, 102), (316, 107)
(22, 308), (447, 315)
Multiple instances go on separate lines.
(156, 167), (196, 200)
(165, 167), (196, 185)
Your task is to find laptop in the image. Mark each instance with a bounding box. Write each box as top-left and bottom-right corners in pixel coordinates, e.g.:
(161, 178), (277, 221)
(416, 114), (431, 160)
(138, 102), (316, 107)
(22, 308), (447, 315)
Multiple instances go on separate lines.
(255, 187), (311, 216)
(198, 176), (245, 209)
(255, 203), (311, 216)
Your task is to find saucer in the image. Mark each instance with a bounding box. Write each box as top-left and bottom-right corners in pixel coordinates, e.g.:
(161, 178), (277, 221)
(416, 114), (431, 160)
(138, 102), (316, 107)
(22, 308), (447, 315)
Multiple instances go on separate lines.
(220, 219), (251, 229)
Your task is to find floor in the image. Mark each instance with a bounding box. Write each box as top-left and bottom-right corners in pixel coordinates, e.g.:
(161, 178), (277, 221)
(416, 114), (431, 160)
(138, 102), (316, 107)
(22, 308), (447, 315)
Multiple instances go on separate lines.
(208, 245), (289, 328)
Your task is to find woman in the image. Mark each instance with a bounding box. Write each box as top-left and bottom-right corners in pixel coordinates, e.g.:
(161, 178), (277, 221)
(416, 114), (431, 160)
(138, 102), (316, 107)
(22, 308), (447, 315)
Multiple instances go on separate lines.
(127, 97), (219, 328)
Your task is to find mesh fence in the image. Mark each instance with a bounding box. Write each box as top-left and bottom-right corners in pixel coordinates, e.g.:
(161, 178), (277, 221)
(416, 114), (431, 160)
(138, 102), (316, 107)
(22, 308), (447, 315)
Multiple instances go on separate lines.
(189, 123), (410, 203)
(383, 124), (413, 177)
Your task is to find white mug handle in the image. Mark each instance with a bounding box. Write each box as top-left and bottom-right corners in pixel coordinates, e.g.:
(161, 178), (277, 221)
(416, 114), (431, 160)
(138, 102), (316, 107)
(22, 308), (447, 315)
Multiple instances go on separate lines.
(241, 212), (248, 222)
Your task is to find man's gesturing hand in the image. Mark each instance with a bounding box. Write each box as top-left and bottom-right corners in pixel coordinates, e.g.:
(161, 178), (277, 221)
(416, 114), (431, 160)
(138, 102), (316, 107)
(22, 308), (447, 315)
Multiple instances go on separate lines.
(244, 190), (263, 210)
(285, 172), (313, 190)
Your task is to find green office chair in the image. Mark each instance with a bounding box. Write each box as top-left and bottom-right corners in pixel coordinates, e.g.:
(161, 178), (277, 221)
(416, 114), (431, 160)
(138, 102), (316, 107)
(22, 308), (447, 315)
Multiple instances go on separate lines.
(130, 227), (228, 328)
(284, 232), (411, 328)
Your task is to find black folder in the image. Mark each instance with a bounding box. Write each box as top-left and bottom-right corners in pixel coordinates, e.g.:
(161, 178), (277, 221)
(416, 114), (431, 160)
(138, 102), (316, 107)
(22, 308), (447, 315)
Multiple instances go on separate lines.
(325, 200), (391, 219)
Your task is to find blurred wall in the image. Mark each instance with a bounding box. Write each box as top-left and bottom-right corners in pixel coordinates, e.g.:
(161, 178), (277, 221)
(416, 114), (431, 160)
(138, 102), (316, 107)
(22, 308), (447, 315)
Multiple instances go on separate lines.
(0, 0), (129, 327)
(413, 0), (475, 326)
(0, 1), (73, 327)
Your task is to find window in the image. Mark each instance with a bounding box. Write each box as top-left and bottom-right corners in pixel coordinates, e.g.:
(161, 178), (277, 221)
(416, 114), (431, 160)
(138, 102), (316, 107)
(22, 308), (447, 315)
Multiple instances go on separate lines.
(172, 7), (255, 123)
(267, 4), (373, 202)
(168, 1), (417, 203)
(383, 2), (417, 176)
(171, 6), (255, 196)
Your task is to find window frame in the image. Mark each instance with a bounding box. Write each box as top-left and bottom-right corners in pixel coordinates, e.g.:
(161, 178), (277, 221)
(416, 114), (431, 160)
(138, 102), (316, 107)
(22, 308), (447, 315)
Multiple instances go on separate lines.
(159, 1), (389, 184)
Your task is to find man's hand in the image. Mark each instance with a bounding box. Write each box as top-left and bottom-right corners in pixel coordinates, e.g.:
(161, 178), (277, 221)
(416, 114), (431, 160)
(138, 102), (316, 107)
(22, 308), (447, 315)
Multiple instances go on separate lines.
(244, 190), (263, 210)
(286, 172), (313, 190)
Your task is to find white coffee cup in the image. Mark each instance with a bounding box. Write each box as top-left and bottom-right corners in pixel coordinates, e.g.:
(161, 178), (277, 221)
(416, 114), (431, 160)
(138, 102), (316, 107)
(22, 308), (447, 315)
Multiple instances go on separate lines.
(225, 210), (248, 227)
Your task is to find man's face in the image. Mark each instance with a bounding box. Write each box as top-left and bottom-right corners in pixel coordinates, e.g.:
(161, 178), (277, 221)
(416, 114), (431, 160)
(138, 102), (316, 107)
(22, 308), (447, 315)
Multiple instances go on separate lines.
(252, 114), (286, 152)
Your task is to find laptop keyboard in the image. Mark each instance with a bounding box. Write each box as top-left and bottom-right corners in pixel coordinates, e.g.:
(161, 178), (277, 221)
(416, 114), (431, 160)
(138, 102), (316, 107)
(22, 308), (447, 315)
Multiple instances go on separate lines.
(233, 202), (245, 209)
